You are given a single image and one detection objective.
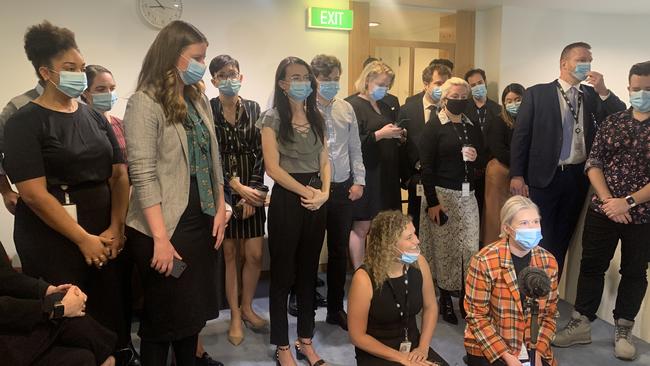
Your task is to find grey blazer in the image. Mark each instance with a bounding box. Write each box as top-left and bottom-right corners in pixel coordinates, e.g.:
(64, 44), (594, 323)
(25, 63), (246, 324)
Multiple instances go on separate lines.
(123, 91), (224, 238)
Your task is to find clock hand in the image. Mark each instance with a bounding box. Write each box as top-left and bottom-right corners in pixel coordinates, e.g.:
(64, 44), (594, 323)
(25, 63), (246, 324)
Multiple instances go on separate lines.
(155, 0), (165, 7)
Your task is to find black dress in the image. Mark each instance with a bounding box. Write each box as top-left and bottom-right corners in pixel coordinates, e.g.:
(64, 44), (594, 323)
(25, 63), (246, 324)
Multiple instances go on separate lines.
(355, 266), (448, 366)
(3, 102), (130, 348)
(210, 97), (265, 239)
(345, 95), (402, 220)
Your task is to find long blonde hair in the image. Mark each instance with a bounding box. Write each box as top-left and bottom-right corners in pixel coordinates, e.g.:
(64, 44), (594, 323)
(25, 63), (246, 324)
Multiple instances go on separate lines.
(136, 20), (207, 125)
(354, 61), (395, 94)
(364, 211), (414, 289)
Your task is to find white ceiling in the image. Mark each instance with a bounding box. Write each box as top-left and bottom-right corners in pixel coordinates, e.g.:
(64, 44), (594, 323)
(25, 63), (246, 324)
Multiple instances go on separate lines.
(364, 0), (650, 15)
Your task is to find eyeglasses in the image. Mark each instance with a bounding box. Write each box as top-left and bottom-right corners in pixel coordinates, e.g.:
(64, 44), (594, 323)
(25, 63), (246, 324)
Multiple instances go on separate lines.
(214, 72), (240, 81)
(286, 75), (312, 83)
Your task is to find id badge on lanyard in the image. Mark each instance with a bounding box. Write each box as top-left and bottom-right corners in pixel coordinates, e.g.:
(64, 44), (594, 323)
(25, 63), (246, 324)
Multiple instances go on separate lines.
(61, 185), (77, 222)
(462, 182), (470, 197)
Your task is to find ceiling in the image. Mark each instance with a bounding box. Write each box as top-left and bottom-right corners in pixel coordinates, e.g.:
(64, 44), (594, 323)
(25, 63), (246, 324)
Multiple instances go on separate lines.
(363, 0), (650, 15)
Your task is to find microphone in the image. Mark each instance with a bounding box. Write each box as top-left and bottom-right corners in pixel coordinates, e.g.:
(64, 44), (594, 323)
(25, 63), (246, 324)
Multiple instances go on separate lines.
(518, 266), (551, 366)
(518, 266), (551, 299)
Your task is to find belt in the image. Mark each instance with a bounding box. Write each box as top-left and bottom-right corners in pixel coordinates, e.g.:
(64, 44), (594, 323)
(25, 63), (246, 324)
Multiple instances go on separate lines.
(557, 163), (583, 172)
(330, 178), (352, 189)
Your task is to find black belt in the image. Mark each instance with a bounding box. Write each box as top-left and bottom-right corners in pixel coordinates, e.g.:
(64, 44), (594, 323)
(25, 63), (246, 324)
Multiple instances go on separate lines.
(330, 178), (352, 188)
(557, 163), (583, 172)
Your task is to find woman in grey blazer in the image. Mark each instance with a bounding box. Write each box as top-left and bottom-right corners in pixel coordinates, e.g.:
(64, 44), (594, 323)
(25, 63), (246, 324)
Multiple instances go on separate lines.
(123, 21), (227, 366)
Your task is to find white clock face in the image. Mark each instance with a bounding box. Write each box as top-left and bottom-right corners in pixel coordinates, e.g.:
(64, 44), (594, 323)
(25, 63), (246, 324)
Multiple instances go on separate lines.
(139, 0), (183, 29)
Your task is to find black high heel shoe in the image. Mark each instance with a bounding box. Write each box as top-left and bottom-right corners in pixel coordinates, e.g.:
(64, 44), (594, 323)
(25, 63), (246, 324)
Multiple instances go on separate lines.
(275, 345), (291, 366)
(294, 339), (326, 366)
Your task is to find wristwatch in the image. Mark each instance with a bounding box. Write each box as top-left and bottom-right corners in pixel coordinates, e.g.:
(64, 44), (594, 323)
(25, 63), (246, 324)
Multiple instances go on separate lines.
(625, 195), (637, 208)
(52, 301), (65, 319)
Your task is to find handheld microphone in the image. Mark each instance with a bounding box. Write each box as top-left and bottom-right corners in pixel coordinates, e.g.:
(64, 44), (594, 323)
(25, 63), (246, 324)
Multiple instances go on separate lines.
(518, 266), (551, 299)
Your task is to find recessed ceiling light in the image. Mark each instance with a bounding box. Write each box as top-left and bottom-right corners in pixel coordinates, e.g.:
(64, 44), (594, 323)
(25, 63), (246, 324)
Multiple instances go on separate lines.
(369, 22), (380, 27)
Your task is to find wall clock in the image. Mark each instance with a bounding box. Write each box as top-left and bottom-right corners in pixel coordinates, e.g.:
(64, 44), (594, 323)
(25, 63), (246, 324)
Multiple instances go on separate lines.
(139, 0), (183, 29)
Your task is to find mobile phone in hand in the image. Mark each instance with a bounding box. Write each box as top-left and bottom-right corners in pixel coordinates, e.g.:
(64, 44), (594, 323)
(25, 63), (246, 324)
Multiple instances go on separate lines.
(308, 176), (322, 190)
(395, 118), (409, 129)
(170, 257), (188, 278)
(439, 211), (449, 226)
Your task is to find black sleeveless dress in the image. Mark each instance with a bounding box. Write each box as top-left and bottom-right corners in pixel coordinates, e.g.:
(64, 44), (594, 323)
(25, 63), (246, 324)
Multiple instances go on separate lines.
(355, 265), (448, 366)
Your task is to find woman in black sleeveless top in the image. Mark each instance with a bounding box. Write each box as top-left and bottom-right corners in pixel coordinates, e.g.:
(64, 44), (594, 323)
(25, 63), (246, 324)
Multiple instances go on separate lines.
(348, 211), (448, 366)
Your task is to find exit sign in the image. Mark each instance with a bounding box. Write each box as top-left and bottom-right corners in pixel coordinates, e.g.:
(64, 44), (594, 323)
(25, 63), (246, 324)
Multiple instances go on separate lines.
(308, 7), (353, 31)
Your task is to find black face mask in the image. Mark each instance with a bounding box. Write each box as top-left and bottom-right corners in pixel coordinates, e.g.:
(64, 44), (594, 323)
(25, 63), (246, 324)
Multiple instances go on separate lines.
(445, 98), (469, 115)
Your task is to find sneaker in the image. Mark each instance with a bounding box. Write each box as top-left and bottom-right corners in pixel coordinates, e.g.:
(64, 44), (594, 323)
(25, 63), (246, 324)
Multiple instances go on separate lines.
(552, 311), (591, 347)
(614, 318), (637, 360)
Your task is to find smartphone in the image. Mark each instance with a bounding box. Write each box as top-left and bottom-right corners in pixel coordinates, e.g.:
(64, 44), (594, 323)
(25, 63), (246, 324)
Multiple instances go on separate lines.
(395, 118), (409, 129)
(439, 211), (449, 226)
(308, 176), (322, 190)
(170, 257), (188, 278)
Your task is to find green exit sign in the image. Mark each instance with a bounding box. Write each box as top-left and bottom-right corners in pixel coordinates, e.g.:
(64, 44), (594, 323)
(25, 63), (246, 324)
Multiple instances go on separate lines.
(308, 7), (353, 31)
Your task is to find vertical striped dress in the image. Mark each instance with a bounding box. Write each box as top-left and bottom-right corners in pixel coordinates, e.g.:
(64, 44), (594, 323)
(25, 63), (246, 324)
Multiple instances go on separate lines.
(211, 97), (266, 239)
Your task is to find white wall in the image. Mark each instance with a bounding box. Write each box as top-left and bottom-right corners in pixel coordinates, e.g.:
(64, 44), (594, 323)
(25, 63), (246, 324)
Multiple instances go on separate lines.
(475, 5), (650, 341)
(0, 0), (350, 259)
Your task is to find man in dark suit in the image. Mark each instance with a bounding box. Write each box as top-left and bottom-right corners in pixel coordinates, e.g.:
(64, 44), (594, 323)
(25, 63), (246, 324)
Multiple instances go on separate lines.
(404, 58), (454, 105)
(399, 63), (452, 234)
(464, 68), (502, 246)
(510, 42), (626, 276)
(0, 242), (118, 366)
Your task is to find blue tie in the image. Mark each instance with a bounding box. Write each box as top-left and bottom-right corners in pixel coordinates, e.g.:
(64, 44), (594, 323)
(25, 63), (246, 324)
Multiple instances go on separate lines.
(560, 87), (577, 161)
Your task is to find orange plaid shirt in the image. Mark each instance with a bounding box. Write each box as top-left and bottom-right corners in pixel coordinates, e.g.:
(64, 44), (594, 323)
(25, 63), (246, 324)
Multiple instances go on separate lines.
(464, 239), (559, 366)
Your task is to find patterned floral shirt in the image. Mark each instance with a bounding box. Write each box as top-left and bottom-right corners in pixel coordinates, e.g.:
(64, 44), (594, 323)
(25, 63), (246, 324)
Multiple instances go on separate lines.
(585, 108), (650, 224)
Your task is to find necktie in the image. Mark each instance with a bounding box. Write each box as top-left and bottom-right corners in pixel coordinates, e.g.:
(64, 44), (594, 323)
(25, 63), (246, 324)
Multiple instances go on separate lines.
(425, 105), (436, 123)
(559, 87), (577, 161)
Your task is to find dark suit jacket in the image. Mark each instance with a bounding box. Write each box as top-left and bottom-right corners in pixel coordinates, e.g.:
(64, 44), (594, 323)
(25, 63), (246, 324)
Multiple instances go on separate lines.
(0, 244), (50, 333)
(510, 81), (626, 188)
(404, 90), (425, 105)
(398, 94), (427, 176)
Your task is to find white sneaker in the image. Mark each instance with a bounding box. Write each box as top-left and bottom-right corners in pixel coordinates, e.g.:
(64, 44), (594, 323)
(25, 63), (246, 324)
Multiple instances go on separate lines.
(614, 318), (637, 360)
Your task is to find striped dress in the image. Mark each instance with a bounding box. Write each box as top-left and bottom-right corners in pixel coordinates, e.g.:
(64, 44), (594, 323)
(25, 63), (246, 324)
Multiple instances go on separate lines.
(211, 97), (266, 239)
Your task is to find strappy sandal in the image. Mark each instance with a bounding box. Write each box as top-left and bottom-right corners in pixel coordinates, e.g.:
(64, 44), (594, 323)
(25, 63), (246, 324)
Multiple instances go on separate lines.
(294, 339), (327, 366)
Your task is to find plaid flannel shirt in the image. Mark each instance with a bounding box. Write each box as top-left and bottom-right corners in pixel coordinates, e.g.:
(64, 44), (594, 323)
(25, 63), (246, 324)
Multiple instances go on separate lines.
(464, 238), (559, 366)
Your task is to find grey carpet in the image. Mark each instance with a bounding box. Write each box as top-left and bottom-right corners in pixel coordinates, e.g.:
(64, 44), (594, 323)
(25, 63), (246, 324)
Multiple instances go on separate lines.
(131, 275), (650, 365)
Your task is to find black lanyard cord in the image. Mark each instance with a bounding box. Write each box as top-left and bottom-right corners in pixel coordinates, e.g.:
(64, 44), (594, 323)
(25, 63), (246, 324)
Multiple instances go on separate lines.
(386, 265), (411, 342)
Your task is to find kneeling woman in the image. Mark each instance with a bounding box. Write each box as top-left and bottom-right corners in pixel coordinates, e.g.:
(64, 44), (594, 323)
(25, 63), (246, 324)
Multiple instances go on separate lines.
(464, 196), (558, 366)
(348, 211), (448, 366)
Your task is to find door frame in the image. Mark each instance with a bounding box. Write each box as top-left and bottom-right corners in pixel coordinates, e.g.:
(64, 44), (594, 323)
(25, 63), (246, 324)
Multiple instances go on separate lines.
(369, 38), (456, 97)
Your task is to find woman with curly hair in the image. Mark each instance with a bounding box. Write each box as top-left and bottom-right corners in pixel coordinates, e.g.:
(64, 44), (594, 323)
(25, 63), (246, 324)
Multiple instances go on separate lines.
(123, 20), (227, 365)
(348, 211), (448, 366)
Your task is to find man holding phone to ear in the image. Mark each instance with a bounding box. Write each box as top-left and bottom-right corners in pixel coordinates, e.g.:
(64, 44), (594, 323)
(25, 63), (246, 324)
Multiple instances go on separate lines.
(398, 63), (452, 235)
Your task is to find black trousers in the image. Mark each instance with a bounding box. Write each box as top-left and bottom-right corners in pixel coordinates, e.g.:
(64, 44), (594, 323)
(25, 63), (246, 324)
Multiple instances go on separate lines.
(29, 317), (116, 366)
(529, 164), (589, 277)
(406, 174), (421, 235)
(325, 179), (353, 314)
(574, 209), (650, 321)
(268, 173), (327, 346)
(466, 354), (550, 366)
(474, 173), (486, 247)
(140, 334), (198, 366)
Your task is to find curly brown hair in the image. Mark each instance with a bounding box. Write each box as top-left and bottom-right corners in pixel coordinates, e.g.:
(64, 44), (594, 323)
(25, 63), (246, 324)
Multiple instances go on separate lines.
(364, 211), (415, 289)
(136, 20), (207, 125)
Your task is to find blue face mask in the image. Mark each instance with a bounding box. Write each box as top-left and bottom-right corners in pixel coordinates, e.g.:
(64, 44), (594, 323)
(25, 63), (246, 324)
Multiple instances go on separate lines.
(514, 228), (543, 250)
(92, 91), (118, 112)
(288, 81), (313, 102)
(506, 101), (521, 116)
(51, 70), (87, 98)
(630, 90), (650, 113)
(572, 62), (591, 81)
(178, 56), (207, 85)
(319, 81), (340, 100)
(431, 86), (442, 101)
(399, 247), (421, 265)
(471, 84), (488, 99)
(370, 86), (388, 101)
(218, 79), (241, 96)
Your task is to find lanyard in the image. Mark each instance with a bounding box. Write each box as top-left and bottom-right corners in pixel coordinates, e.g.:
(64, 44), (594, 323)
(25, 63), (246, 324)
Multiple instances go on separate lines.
(386, 266), (410, 342)
(476, 107), (487, 131)
(450, 119), (471, 182)
(556, 81), (583, 133)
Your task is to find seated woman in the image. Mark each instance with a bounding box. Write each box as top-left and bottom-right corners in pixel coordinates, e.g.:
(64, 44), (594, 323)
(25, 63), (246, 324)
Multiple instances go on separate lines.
(464, 196), (558, 366)
(348, 211), (448, 366)
(0, 242), (116, 366)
